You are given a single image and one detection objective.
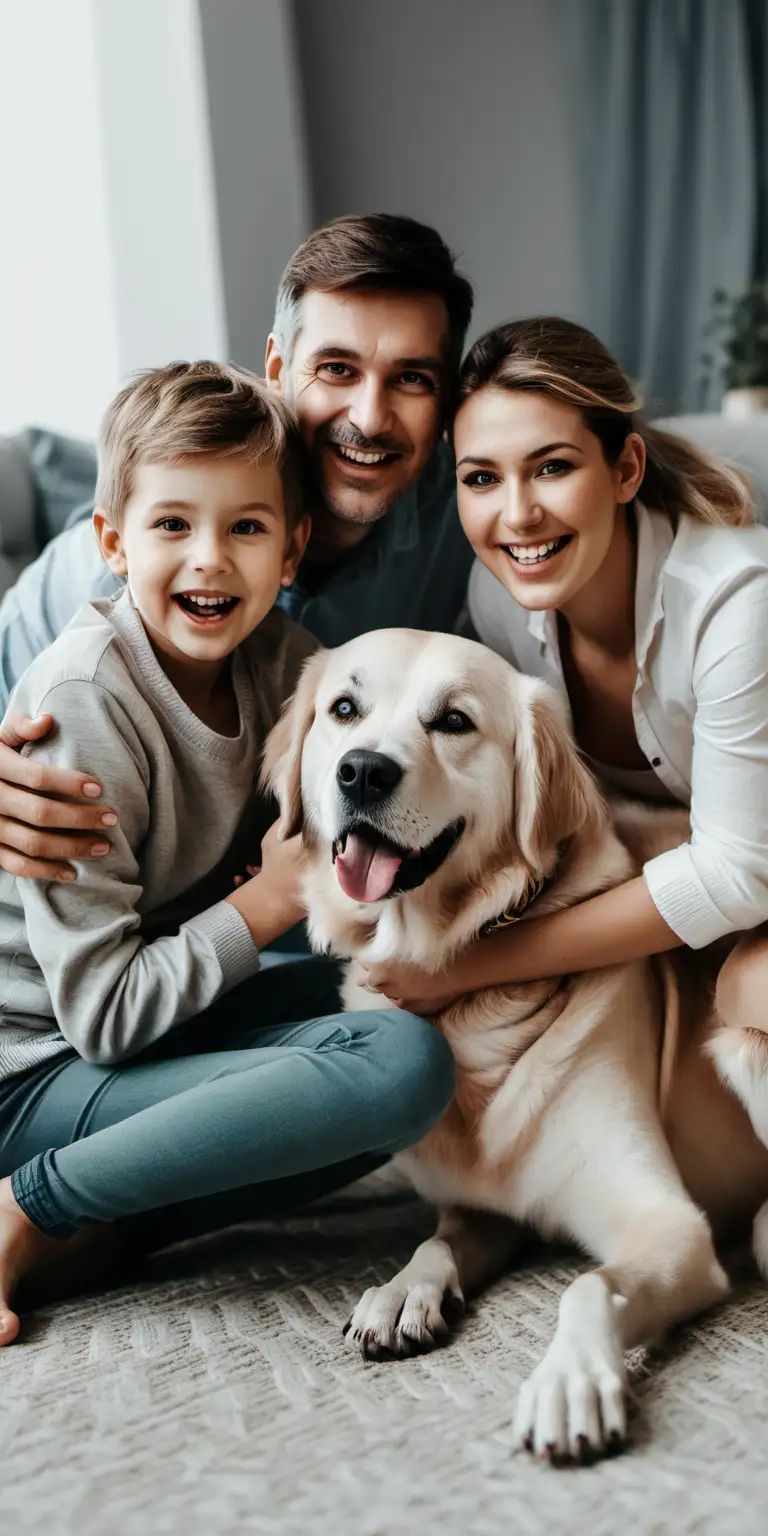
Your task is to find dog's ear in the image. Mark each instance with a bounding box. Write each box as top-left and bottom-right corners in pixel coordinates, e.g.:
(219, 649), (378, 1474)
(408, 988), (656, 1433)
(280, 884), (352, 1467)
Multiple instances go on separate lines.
(514, 682), (597, 869)
(261, 649), (327, 838)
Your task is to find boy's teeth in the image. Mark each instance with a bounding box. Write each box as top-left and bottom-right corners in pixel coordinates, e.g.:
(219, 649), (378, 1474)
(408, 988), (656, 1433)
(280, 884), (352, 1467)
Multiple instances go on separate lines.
(338, 445), (389, 465)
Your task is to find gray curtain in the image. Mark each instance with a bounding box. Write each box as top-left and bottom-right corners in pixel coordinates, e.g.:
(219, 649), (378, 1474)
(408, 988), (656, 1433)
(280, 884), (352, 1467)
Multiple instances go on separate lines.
(558, 0), (765, 414)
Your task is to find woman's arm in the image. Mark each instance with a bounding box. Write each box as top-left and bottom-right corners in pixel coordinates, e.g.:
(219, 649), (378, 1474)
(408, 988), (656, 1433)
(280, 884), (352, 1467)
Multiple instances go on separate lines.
(364, 876), (681, 1011)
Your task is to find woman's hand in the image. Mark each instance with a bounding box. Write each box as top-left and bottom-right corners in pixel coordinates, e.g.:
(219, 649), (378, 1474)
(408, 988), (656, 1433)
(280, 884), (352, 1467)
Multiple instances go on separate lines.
(359, 956), (471, 1016)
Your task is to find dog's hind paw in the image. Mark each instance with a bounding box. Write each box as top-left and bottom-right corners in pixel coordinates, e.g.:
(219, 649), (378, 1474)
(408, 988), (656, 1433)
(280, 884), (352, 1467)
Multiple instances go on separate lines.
(344, 1276), (464, 1360)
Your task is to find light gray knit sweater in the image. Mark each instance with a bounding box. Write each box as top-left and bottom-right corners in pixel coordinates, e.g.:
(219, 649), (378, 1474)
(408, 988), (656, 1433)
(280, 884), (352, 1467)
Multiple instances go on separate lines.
(0, 590), (317, 1081)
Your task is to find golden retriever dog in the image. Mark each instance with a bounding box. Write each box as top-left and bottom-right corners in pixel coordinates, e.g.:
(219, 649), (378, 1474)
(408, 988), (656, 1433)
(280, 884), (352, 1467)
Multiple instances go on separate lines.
(263, 629), (768, 1464)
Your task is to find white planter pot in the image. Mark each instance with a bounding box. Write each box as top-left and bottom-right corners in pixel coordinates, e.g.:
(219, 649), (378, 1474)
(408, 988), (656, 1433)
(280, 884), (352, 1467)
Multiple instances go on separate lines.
(722, 387), (768, 419)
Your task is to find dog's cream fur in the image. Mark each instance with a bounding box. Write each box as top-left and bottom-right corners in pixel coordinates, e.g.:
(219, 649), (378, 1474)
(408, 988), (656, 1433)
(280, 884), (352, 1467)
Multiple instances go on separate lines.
(264, 629), (768, 1463)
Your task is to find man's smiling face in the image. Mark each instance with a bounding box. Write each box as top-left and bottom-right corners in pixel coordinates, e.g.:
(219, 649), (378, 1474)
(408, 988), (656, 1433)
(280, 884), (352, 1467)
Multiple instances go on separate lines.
(268, 288), (452, 525)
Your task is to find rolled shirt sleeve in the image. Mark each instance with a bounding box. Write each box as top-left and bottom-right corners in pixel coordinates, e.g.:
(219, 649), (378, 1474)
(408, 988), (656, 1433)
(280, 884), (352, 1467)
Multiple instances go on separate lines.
(643, 571), (768, 947)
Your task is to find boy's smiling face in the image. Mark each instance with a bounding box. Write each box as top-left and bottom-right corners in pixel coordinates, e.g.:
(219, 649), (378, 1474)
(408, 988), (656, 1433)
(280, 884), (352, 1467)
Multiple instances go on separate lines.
(94, 452), (308, 675)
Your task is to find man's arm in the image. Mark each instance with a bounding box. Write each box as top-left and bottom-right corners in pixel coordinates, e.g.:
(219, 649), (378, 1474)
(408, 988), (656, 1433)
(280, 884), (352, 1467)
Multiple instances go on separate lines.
(0, 516), (123, 878)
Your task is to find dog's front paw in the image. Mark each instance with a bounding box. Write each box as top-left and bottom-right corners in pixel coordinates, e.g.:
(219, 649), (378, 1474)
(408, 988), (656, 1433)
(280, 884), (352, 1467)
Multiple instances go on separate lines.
(514, 1280), (628, 1464)
(344, 1275), (464, 1361)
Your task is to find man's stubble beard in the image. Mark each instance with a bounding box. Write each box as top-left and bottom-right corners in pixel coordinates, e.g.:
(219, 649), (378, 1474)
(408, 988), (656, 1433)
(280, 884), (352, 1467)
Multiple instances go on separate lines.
(317, 473), (402, 526)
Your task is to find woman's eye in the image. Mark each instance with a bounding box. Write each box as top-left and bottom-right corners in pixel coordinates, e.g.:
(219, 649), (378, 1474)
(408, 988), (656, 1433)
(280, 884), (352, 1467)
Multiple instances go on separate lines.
(461, 470), (498, 489)
(330, 697), (358, 721)
(232, 519), (264, 536)
(536, 459), (572, 477)
(430, 708), (475, 734)
(156, 517), (187, 533)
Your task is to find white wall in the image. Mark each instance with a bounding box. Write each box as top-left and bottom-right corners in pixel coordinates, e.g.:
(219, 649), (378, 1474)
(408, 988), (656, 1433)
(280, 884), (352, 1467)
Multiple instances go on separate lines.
(0, 0), (118, 437)
(197, 0), (310, 372)
(90, 0), (227, 378)
(293, 0), (584, 343)
(1, 0), (582, 439)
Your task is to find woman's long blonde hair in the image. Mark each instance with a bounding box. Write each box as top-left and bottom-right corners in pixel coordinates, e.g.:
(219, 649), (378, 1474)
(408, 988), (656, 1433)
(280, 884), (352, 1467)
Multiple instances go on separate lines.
(457, 317), (755, 528)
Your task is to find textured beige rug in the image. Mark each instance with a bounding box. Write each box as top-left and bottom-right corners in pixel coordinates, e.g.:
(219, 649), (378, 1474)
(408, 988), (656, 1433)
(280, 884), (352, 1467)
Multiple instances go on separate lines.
(3, 1168), (767, 1536)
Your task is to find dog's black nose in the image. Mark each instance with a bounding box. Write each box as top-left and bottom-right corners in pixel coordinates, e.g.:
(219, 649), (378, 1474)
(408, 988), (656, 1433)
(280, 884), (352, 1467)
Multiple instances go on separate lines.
(336, 750), (403, 809)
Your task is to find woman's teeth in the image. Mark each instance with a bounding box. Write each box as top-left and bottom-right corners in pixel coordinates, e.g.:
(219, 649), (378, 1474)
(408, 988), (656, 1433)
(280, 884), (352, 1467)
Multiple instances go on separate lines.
(506, 537), (567, 565)
(337, 445), (390, 465)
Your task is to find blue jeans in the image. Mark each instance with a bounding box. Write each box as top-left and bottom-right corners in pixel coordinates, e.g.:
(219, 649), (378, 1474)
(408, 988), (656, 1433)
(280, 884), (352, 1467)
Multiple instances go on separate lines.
(0, 959), (454, 1244)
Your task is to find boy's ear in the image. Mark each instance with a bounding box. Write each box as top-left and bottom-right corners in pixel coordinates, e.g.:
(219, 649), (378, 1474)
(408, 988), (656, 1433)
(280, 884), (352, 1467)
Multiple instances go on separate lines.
(265, 335), (285, 395)
(281, 514), (311, 587)
(93, 509), (128, 576)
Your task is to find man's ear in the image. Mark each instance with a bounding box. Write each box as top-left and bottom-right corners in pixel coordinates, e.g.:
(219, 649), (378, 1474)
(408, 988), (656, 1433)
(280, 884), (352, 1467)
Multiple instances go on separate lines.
(261, 648), (327, 838)
(265, 334), (285, 395)
(93, 509), (127, 576)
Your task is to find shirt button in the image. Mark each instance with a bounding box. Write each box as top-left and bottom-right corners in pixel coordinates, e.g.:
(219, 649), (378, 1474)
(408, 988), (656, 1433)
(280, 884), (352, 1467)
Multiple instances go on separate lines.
(651, 757), (661, 767)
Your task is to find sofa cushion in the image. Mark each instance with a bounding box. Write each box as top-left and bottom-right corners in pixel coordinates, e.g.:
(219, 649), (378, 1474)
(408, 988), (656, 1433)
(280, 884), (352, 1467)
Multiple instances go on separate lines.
(653, 414), (768, 523)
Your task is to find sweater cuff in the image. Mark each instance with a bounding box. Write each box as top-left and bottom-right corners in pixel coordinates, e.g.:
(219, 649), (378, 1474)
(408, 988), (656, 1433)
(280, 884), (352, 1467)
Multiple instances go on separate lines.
(181, 899), (261, 989)
(643, 844), (730, 949)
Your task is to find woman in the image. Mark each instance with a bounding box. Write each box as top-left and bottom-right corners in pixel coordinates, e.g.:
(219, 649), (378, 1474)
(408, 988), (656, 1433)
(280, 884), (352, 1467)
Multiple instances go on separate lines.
(366, 316), (768, 1032)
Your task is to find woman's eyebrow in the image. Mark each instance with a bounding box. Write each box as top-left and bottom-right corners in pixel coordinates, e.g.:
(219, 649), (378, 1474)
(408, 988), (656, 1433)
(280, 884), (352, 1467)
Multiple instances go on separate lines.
(524, 441), (582, 460)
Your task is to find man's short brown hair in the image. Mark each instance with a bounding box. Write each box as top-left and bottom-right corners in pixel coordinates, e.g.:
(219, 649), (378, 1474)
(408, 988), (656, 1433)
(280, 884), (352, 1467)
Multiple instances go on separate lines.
(272, 213), (474, 368)
(96, 360), (310, 529)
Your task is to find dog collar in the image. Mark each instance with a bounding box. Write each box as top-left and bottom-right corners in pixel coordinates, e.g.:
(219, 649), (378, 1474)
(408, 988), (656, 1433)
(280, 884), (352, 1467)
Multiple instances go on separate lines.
(481, 841), (569, 937)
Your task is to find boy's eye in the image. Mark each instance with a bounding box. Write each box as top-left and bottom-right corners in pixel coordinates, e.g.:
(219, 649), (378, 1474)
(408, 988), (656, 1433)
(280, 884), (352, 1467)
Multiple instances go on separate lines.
(536, 459), (573, 477)
(156, 517), (187, 533)
(461, 470), (499, 489)
(232, 519), (265, 536)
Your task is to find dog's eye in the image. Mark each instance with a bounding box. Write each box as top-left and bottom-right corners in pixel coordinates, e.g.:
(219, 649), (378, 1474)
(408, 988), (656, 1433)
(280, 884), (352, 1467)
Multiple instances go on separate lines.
(430, 709), (475, 734)
(330, 697), (358, 721)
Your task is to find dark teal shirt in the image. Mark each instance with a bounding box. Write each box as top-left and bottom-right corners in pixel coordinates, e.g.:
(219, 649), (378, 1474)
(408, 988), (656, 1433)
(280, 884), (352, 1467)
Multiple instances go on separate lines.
(0, 441), (472, 711)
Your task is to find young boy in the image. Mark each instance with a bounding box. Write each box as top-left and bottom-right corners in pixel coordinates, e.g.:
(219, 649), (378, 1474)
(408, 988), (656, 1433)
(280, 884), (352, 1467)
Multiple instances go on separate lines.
(0, 362), (454, 1343)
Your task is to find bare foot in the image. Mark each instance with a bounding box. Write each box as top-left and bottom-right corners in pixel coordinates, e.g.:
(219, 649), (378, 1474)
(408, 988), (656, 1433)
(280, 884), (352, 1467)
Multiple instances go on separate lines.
(0, 1176), (64, 1345)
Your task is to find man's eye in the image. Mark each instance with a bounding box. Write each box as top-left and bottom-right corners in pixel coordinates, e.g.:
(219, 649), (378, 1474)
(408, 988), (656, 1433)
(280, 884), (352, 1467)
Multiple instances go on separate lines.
(398, 371), (434, 390)
(232, 519), (264, 536)
(537, 459), (572, 477)
(156, 517), (187, 533)
(319, 362), (353, 379)
(430, 708), (475, 734)
(460, 470), (498, 489)
(330, 697), (358, 721)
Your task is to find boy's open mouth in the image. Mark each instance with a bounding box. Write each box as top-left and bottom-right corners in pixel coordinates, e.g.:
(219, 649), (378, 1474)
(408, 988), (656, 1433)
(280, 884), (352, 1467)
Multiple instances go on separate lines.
(173, 592), (240, 624)
(332, 819), (465, 903)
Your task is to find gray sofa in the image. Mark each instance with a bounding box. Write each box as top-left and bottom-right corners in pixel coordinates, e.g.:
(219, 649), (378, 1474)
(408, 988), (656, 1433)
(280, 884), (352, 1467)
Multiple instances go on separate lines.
(1, 417), (767, 603)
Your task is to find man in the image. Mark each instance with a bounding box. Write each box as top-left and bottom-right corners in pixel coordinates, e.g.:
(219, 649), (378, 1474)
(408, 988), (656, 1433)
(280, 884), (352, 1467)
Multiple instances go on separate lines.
(0, 213), (474, 879)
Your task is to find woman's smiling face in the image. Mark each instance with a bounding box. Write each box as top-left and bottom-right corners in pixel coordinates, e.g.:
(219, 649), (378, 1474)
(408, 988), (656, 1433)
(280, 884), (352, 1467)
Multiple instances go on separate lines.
(454, 387), (644, 612)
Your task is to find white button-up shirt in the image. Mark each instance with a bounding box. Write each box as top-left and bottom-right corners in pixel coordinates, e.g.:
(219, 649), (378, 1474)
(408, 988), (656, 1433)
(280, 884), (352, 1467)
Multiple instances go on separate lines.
(468, 502), (768, 949)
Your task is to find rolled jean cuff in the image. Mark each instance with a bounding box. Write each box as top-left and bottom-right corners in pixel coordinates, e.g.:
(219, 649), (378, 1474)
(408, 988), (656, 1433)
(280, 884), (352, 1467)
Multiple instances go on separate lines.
(11, 1149), (89, 1238)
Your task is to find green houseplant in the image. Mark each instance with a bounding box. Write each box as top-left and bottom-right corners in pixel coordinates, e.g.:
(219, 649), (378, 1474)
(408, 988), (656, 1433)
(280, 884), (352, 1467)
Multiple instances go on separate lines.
(703, 281), (768, 417)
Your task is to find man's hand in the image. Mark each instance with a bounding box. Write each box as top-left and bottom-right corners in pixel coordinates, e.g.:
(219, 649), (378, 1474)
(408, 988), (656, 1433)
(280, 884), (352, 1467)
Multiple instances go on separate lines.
(225, 821), (307, 948)
(0, 713), (117, 881)
(359, 957), (468, 1016)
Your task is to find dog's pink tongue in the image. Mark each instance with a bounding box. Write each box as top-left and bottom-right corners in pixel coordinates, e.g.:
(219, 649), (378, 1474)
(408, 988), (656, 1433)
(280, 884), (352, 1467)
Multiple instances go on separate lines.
(336, 833), (402, 903)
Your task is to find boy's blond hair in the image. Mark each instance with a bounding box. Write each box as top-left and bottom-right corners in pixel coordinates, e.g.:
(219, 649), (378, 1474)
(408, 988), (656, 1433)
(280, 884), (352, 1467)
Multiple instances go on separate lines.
(96, 360), (310, 530)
